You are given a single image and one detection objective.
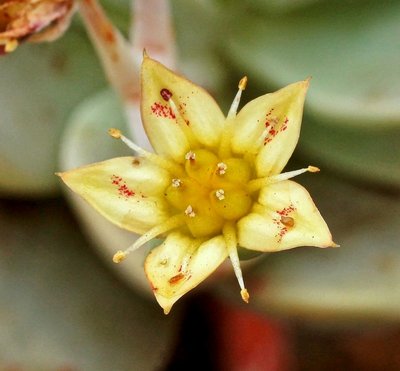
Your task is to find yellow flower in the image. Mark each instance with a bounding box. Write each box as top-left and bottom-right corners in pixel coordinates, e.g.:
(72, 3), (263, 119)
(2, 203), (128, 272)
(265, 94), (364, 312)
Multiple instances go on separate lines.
(0, 0), (75, 54)
(59, 55), (336, 314)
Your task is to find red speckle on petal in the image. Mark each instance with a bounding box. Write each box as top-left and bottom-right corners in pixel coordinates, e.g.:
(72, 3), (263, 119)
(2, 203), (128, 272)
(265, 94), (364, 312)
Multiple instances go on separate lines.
(273, 204), (296, 242)
(168, 273), (185, 285)
(111, 175), (135, 198)
(276, 204), (296, 217)
(178, 102), (190, 125)
(263, 113), (290, 146)
(151, 102), (176, 120)
(281, 117), (289, 132)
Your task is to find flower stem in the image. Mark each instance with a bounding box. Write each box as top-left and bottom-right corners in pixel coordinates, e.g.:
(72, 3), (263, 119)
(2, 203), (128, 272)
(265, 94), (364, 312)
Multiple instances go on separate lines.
(78, 0), (139, 103)
(130, 0), (176, 68)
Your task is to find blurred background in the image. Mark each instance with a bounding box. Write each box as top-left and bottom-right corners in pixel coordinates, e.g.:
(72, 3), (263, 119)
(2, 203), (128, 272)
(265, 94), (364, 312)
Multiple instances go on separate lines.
(1, 0), (399, 369)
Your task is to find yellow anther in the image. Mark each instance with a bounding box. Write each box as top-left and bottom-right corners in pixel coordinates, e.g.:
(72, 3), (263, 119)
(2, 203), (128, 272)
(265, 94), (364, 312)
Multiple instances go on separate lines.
(308, 166), (320, 173)
(108, 128), (122, 139)
(216, 162), (227, 175)
(238, 76), (248, 91)
(113, 250), (126, 263)
(185, 151), (196, 161)
(184, 205), (196, 218)
(171, 178), (182, 188)
(215, 189), (225, 200)
(241, 288), (250, 303)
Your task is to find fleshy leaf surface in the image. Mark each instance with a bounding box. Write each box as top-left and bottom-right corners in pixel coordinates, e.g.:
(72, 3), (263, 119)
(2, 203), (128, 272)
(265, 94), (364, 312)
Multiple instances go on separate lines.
(299, 117), (400, 188)
(227, 1), (400, 127)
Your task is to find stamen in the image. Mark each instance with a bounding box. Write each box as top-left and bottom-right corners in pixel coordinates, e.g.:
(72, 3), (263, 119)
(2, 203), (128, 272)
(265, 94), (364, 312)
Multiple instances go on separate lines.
(223, 223), (249, 304)
(162, 95), (200, 147)
(108, 128), (149, 156)
(112, 214), (185, 262)
(215, 189), (225, 200)
(168, 99), (182, 120)
(108, 128), (122, 139)
(184, 205), (196, 218)
(227, 76), (248, 119)
(281, 216), (295, 227)
(268, 166), (320, 183)
(171, 178), (182, 188)
(108, 128), (183, 176)
(219, 77), (247, 158)
(216, 162), (227, 175)
(185, 151), (196, 161)
(160, 88), (173, 101)
(113, 250), (126, 263)
(247, 166), (320, 193)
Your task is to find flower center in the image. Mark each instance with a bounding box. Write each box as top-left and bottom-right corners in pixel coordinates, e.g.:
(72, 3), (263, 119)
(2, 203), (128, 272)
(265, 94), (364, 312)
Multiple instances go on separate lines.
(164, 149), (254, 238)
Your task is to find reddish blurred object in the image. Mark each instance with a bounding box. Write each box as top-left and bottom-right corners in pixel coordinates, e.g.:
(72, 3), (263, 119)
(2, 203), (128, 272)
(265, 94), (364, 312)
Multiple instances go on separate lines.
(296, 325), (400, 371)
(210, 297), (296, 371)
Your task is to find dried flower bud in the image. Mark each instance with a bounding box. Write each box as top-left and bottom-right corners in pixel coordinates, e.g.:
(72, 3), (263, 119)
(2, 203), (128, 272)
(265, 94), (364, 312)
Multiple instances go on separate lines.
(0, 0), (76, 54)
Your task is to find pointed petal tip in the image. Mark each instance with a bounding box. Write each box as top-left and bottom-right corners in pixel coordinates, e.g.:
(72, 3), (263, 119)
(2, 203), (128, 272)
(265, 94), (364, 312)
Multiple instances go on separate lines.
(290, 78), (311, 91)
(162, 305), (171, 315)
(321, 240), (340, 249)
(291, 77), (310, 94)
(55, 171), (69, 181)
(303, 78), (311, 91)
(241, 288), (250, 303)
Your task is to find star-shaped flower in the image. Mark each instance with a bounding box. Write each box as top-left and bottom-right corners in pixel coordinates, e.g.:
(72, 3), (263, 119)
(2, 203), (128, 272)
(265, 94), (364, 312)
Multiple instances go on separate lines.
(0, 0), (75, 54)
(59, 55), (336, 314)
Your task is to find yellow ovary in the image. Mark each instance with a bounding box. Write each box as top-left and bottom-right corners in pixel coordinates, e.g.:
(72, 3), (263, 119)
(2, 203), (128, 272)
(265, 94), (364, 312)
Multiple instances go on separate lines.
(164, 149), (255, 238)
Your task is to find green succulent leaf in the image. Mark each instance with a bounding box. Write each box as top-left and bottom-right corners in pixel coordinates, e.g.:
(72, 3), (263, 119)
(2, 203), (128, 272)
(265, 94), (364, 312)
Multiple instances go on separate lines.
(0, 27), (105, 197)
(299, 118), (400, 188)
(227, 0), (400, 128)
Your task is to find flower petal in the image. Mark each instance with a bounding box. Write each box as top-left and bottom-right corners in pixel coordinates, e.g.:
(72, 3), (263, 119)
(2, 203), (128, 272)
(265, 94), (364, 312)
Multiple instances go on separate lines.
(141, 56), (225, 162)
(231, 80), (309, 177)
(238, 180), (333, 251)
(145, 232), (228, 314)
(58, 157), (171, 234)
